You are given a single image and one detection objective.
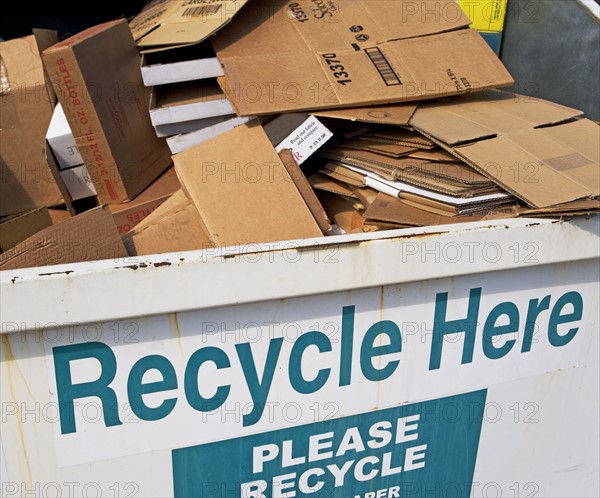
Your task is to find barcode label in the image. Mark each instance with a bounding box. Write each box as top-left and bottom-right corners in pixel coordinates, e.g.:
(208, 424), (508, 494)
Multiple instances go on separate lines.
(365, 47), (402, 86)
(182, 5), (222, 17)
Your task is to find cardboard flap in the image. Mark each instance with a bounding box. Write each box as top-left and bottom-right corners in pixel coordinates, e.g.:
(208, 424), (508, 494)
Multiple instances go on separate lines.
(213, 1), (512, 115)
(174, 121), (323, 247)
(0, 206), (127, 270)
(314, 103), (417, 126)
(131, 0), (249, 50)
(411, 92), (584, 145)
(457, 124), (599, 208)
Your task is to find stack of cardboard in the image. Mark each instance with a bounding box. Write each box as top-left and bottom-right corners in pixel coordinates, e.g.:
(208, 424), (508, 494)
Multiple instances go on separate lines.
(1, 1), (598, 269)
(130, 0), (253, 154)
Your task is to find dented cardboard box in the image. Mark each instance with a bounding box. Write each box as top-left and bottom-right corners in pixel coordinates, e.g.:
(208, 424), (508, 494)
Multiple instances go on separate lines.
(0, 30), (65, 217)
(43, 19), (172, 204)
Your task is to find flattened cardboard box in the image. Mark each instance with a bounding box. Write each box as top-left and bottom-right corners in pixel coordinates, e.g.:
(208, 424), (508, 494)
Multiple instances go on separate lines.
(212, 0), (513, 115)
(410, 91), (600, 208)
(131, 0), (249, 51)
(0, 30), (65, 217)
(43, 20), (172, 204)
(0, 206), (127, 270)
(174, 121), (323, 248)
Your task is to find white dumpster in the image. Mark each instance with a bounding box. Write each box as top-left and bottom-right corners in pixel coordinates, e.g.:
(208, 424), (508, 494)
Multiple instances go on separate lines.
(1, 217), (599, 498)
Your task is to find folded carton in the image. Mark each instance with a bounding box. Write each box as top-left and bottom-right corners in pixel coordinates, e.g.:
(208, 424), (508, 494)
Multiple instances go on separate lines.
(0, 206), (127, 270)
(410, 91), (600, 208)
(43, 20), (172, 204)
(109, 166), (181, 234)
(174, 121), (323, 248)
(0, 208), (53, 252)
(131, 0), (249, 51)
(46, 102), (84, 169)
(123, 190), (214, 256)
(1, 30), (65, 217)
(212, 0), (513, 115)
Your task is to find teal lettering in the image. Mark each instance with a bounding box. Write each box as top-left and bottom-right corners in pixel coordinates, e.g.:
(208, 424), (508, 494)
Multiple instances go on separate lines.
(339, 306), (355, 387)
(548, 291), (583, 347)
(521, 296), (551, 353)
(429, 288), (481, 370)
(289, 332), (332, 394)
(360, 321), (402, 381)
(184, 347), (230, 411)
(127, 355), (177, 421)
(53, 342), (121, 434)
(236, 338), (283, 427)
(483, 303), (519, 359)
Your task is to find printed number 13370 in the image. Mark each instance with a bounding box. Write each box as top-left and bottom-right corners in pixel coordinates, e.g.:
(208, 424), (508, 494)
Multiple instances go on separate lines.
(321, 53), (352, 85)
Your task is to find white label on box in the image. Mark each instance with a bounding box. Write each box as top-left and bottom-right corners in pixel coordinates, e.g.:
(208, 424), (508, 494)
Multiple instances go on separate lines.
(275, 116), (333, 165)
(60, 165), (97, 201)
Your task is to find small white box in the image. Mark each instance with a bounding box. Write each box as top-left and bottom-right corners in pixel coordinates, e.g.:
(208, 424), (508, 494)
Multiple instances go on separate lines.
(60, 165), (97, 201)
(46, 103), (84, 170)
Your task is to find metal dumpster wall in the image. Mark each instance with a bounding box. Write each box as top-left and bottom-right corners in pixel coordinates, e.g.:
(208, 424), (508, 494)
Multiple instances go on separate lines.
(1, 217), (599, 497)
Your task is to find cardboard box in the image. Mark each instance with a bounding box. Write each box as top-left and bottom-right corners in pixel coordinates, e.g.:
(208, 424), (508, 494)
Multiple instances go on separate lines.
(123, 190), (214, 256)
(150, 79), (236, 126)
(0, 208), (53, 252)
(410, 91), (600, 208)
(109, 167), (181, 234)
(43, 20), (172, 204)
(0, 206), (127, 270)
(0, 30), (65, 217)
(59, 165), (97, 201)
(46, 102), (84, 169)
(212, 0), (513, 115)
(130, 0), (249, 51)
(140, 42), (224, 86)
(174, 121), (323, 248)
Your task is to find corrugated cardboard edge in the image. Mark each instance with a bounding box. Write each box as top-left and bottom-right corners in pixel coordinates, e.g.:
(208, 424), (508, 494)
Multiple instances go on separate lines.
(278, 149), (332, 234)
(0, 206), (127, 271)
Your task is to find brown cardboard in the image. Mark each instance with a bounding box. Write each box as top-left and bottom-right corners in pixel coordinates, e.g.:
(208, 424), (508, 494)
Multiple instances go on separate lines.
(43, 20), (172, 205)
(131, 0), (249, 51)
(213, 0), (513, 115)
(109, 167), (180, 235)
(174, 121), (323, 248)
(1, 31), (65, 217)
(278, 150), (332, 234)
(309, 173), (358, 198)
(0, 206), (127, 270)
(0, 208), (53, 252)
(314, 103), (418, 126)
(47, 208), (72, 224)
(364, 193), (482, 226)
(410, 92), (600, 208)
(123, 190), (214, 256)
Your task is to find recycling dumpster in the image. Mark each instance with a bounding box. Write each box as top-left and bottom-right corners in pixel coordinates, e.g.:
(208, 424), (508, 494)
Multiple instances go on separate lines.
(1, 216), (599, 498)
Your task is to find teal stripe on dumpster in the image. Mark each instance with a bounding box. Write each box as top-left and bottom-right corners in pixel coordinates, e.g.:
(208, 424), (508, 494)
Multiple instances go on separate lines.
(172, 389), (487, 498)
